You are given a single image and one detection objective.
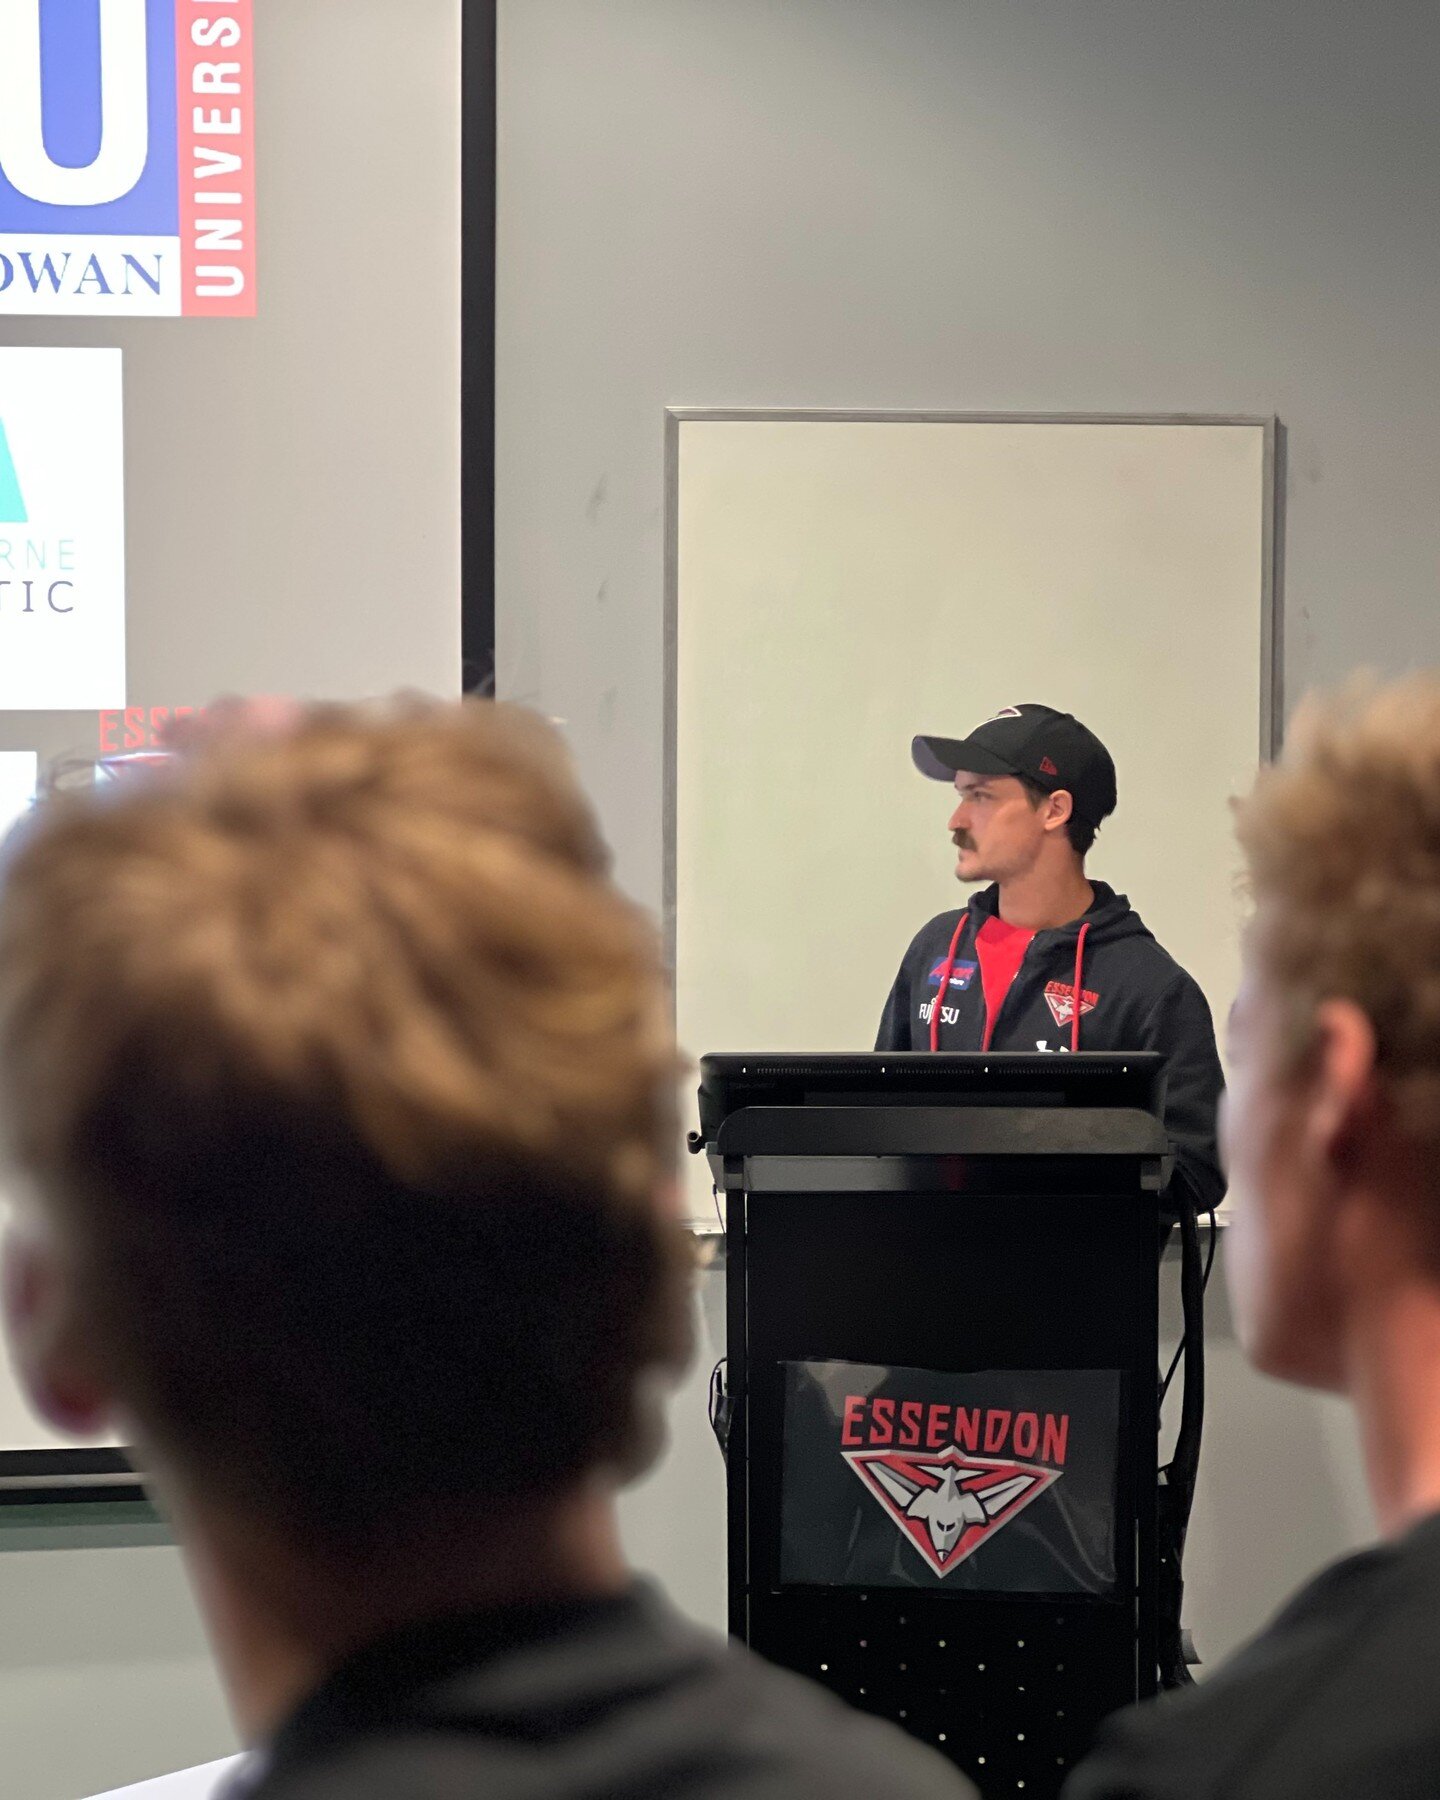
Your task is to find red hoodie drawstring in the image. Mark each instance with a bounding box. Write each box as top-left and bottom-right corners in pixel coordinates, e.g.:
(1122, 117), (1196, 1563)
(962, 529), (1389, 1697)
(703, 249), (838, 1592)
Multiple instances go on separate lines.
(1070, 921), (1090, 1052)
(929, 913), (971, 1053)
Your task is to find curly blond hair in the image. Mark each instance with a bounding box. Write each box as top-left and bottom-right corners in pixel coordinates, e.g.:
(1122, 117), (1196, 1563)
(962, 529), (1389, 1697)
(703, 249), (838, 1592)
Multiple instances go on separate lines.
(1235, 675), (1440, 1148)
(0, 700), (690, 1551)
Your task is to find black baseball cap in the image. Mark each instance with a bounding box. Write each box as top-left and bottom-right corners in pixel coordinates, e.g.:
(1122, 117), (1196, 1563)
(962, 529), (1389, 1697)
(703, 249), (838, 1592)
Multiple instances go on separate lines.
(912, 704), (1118, 828)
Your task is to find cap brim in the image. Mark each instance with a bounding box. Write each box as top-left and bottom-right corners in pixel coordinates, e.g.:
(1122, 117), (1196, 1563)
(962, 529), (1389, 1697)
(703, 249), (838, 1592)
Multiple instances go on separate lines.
(911, 735), (1021, 783)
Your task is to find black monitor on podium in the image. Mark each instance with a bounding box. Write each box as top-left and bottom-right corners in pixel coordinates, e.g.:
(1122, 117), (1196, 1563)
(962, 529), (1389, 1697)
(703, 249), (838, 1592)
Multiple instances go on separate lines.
(691, 1051), (1170, 1800)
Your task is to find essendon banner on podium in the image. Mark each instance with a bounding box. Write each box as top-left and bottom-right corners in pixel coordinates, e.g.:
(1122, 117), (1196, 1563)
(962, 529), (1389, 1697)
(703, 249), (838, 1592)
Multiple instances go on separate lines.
(780, 1359), (1122, 1595)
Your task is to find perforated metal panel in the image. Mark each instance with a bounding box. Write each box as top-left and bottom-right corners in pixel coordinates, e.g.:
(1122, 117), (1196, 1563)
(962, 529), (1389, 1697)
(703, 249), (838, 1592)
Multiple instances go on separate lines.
(753, 1590), (1135, 1797)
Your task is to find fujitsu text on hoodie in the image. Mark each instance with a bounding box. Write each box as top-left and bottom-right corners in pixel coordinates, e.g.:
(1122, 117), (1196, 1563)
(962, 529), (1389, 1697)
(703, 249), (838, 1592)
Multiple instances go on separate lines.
(876, 881), (1225, 1213)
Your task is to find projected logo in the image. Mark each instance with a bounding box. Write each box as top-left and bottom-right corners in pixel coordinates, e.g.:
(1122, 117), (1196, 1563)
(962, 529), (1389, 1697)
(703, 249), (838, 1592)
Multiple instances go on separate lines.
(0, 348), (126, 711)
(0, 0), (256, 317)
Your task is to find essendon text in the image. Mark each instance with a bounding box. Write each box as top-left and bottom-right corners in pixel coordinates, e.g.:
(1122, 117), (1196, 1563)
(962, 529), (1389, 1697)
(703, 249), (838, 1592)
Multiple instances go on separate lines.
(841, 1393), (1070, 1464)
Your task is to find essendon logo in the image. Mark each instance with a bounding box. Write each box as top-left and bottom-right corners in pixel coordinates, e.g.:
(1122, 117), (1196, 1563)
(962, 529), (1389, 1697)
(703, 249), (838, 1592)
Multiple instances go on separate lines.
(847, 1448), (1060, 1577)
(841, 1392), (1067, 1578)
(1044, 979), (1098, 1028)
(780, 1360), (1119, 1596)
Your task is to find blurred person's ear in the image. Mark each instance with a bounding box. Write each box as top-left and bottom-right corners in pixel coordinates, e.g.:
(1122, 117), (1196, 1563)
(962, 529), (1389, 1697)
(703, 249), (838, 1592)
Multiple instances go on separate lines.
(2, 1225), (114, 1439)
(1309, 999), (1381, 1178)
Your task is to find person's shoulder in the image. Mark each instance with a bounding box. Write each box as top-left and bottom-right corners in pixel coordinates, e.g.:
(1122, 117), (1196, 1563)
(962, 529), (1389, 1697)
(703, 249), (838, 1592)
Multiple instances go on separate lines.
(702, 1635), (977, 1798)
(241, 1587), (976, 1800)
(1089, 908), (1210, 1014)
(1068, 1651), (1440, 1800)
(241, 1634), (974, 1800)
(1061, 1670), (1263, 1800)
(1066, 1521), (1440, 1800)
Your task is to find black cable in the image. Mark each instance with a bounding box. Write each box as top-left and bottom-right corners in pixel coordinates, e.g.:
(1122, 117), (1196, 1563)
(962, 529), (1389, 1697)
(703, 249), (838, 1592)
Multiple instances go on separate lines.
(1158, 1186), (1207, 1689)
(705, 1175), (729, 1458)
(1158, 1209), (1218, 1408)
(708, 1357), (732, 1461)
(707, 1357), (724, 1426)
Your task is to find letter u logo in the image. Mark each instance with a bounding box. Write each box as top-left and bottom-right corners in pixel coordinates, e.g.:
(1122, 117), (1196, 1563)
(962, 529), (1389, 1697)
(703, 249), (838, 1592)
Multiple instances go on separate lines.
(0, 0), (149, 207)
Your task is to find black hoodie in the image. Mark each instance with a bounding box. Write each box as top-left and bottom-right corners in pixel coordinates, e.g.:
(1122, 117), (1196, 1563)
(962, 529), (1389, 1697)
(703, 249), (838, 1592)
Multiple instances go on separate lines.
(876, 881), (1226, 1213)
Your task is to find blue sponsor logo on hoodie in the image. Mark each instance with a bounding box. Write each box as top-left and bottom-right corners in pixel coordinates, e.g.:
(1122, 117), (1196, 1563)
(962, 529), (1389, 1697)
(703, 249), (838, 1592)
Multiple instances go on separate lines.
(928, 960), (977, 992)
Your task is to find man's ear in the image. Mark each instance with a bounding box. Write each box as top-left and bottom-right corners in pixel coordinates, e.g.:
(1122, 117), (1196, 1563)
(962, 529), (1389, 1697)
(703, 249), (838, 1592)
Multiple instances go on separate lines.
(1309, 999), (1380, 1169)
(1044, 789), (1076, 834)
(2, 1226), (115, 1439)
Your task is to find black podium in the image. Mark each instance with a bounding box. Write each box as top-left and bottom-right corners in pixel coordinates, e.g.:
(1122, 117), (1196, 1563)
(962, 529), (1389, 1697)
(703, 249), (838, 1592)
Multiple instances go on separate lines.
(694, 1051), (1169, 1800)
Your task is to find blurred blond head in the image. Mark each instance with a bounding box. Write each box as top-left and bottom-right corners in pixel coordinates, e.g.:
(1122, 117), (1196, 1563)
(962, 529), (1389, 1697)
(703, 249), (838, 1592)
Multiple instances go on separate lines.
(0, 699), (690, 1556)
(1226, 675), (1440, 1385)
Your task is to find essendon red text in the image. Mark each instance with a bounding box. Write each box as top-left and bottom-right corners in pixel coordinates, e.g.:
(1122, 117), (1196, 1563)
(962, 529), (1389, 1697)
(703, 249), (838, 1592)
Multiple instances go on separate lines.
(841, 1394), (1069, 1465)
(99, 706), (205, 753)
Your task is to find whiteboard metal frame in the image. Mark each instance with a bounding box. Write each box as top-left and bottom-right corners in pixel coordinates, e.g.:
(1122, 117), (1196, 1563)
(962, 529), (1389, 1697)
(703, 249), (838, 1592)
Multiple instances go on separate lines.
(662, 407), (1281, 967)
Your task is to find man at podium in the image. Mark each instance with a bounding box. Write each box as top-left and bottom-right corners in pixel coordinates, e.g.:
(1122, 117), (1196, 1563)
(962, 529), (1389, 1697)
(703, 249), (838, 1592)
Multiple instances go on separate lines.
(876, 703), (1225, 1216)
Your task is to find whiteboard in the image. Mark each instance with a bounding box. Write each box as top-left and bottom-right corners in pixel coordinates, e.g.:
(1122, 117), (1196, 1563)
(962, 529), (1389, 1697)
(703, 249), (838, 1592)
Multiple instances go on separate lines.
(668, 412), (1275, 1222)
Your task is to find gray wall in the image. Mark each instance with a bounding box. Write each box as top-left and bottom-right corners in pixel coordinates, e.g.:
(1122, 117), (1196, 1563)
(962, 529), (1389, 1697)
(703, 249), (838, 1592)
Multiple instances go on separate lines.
(497, 0), (1440, 900)
(497, 0), (1440, 1669)
(0, 1543), (235, 1800)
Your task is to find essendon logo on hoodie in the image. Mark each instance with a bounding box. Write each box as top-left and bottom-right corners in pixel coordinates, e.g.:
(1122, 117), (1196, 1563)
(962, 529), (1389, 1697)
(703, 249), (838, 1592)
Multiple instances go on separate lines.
(841, 1393), (1066, 1578)
(1044, 980), (1099, 1028)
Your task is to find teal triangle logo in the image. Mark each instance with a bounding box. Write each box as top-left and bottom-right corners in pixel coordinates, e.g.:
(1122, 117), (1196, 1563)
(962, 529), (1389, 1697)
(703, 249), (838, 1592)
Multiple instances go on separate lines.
(0, 419), (25, 525)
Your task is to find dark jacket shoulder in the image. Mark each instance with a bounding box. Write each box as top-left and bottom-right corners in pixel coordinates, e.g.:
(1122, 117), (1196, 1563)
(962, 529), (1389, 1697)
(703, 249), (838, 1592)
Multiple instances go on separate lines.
(1064, 1515), (1440, 1800)
(243, 1585), (975, 1800)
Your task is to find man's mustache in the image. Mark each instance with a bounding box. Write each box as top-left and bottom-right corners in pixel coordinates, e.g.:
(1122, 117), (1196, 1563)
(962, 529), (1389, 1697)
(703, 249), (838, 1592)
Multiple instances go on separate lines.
(953, 834), (975, 851)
